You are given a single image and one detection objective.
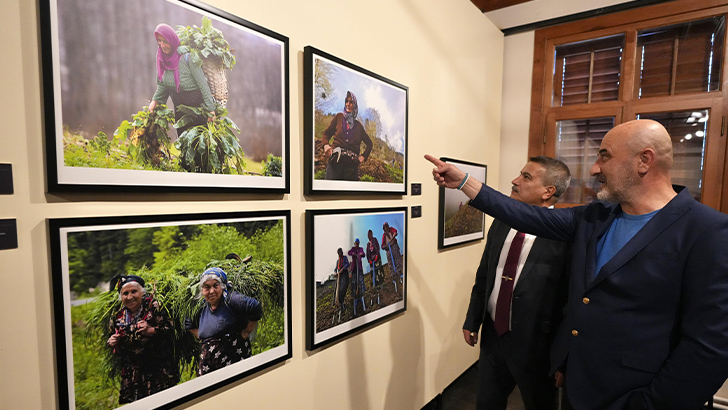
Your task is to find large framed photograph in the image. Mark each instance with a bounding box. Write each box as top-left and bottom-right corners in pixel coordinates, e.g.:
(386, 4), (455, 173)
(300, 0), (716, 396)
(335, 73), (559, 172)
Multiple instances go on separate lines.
(303, 46), (408, 195)
(40, 0), (289, 193)
(48, 210), (291, 410)
(438, 158), (487, 249)
(306, 207), (406, 350)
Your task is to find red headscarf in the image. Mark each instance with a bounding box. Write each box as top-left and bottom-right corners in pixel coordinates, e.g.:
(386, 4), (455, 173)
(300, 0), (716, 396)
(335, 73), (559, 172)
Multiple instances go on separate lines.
(154, 24), (181, 92)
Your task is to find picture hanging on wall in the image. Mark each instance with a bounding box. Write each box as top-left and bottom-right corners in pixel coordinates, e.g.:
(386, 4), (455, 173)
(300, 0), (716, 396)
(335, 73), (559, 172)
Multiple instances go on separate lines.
(40, 0), (289, 193)
(303, 46), (408, 195)
(438, 157), (487, 249)
(48, 210), (291, 410)
(306, 207), (407, 350)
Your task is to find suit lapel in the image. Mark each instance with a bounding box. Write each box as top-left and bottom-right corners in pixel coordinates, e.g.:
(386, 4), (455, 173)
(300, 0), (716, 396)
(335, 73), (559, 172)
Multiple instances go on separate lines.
(584, 211), (617, 289)
(516, 237), (544, 287)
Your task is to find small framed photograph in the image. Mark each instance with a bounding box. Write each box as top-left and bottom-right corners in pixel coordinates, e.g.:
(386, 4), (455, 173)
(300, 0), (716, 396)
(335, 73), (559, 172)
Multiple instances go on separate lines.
(303, 46), (408, 195)
(438, 158), (487, 249)
(40, 0), (289, 193)
(48, 210), (291, 410)
(306, 207), (407, 350)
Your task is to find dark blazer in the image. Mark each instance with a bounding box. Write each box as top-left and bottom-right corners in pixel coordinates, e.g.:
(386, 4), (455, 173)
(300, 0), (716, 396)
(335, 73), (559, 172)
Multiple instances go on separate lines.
(463, 219), (570, 368)
(470, 185), (728, 410)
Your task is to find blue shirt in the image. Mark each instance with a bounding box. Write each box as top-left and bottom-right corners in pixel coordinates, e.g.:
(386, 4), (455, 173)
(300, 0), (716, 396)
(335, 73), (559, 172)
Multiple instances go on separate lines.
(595, 209), (659, 277)
(197, 292), (262, 340)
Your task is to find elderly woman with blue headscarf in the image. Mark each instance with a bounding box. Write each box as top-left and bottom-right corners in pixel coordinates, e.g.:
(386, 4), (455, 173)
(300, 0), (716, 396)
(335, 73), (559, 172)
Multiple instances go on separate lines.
(321, 90), (373, 181)
(186, 267), (262, 376)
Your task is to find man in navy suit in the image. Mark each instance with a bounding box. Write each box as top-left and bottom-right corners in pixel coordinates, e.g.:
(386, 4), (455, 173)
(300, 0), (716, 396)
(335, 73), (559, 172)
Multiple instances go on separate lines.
(427, 119), (728, 410)
(463, 156), (571, 410)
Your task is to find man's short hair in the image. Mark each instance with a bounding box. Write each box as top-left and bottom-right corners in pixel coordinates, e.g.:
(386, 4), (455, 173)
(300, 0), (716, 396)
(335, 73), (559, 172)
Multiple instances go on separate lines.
(529, 156), (571, 201)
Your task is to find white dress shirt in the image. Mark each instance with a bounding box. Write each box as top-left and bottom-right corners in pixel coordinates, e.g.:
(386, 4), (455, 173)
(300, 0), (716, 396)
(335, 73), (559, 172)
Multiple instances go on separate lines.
(486, 228), (537, 327)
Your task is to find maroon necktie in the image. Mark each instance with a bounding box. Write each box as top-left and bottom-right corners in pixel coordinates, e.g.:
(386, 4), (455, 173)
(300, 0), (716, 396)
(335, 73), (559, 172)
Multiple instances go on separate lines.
(494, 231), (526, 336)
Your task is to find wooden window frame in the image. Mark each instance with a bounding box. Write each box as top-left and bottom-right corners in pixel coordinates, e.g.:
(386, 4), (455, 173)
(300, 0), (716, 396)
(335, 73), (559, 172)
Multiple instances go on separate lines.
(529, 0), (728, 211)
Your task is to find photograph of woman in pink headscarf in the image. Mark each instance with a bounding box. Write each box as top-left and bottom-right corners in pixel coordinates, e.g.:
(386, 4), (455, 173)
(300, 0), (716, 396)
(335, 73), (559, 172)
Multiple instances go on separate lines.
(306, 47), (408, 194)
(44, 0), (287, 190)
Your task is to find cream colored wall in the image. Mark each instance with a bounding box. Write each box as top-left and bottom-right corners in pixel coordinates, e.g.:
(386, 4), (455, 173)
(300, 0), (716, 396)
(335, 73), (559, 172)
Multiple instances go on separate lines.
(0, 0), (504, 409)
(498, 32), (535, 192)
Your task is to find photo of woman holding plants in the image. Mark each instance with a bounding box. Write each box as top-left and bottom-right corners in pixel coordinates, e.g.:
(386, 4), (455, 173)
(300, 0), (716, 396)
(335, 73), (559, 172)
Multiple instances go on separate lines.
(45, 0), (287, 190)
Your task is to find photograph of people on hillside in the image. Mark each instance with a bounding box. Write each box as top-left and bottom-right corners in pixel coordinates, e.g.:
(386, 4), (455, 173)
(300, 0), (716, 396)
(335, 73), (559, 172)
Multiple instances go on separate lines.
(43, 0), (288, 191)
(50, 212), (290, 410)
(305, 47), (408, 194)
(307, 208), (406, 350)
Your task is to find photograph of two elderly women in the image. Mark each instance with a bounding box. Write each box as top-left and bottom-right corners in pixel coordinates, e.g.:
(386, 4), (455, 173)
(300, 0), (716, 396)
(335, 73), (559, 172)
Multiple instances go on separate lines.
(51, 212), (290, 410)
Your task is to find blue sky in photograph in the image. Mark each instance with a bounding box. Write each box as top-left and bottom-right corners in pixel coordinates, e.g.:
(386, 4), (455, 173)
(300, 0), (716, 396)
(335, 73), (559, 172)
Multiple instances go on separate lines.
(314, 211), (405, 283)
(317, 56), (407, 154)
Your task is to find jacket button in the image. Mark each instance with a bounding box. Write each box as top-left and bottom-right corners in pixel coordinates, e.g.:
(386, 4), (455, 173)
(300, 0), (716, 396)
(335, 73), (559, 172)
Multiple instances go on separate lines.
(583, 297), (590, 304)
(571, 329), (579, 336)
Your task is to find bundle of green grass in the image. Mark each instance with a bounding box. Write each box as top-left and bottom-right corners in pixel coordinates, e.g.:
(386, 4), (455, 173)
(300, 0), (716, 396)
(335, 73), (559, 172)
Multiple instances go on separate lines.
(82, 256), (284, 380)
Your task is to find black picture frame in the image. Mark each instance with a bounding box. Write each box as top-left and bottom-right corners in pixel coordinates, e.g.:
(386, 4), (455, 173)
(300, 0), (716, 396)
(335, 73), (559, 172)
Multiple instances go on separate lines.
(438, 157), (487, 249)
(40, 0), (289, 193)
(48, 210), (291, 410)
(303, 46), (408, 195)
(306, 207), (407, 350)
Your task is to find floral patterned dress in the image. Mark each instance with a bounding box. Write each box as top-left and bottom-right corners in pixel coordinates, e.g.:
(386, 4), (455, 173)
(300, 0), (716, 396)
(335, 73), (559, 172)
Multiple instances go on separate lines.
(193, 292), (262, 376)
(108, 294), (180, 404)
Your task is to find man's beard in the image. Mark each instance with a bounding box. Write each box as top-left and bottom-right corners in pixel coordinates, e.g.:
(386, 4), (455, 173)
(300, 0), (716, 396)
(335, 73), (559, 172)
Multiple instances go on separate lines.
(595, 170), (638, 203)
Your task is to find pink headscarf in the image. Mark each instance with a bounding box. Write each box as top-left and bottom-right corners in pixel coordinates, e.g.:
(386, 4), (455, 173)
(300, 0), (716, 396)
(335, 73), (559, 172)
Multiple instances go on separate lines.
(154, 24), (181, 92)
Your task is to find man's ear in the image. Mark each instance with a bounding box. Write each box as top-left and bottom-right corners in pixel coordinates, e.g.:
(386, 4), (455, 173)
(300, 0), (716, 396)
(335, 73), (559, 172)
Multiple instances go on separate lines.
(638, 148), (655, 175)
(542, 186), (556, 202)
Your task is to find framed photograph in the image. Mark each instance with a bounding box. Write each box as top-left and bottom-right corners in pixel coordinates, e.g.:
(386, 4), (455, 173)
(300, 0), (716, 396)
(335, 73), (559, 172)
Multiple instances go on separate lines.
(438, 158), (487, 249)
(306, 207), (407, 350)
(303, 46), (408, 195)
(48, 210), (291, 410)
(40, 0), (289, 193)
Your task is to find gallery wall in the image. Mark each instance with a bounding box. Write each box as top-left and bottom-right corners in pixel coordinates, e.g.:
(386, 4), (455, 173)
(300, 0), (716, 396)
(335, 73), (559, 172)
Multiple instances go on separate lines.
(497, 32), (535, 193)
(0, 0), (505, 409)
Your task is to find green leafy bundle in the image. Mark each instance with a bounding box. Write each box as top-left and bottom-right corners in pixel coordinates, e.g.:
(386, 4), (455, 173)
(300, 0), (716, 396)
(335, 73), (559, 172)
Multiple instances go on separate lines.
(81, 258), (284, 380)
(114, 105), (176, 166)
(176, 16), (236, 70)
(263, 154), (283, 177)
(175, 105), (245, 173)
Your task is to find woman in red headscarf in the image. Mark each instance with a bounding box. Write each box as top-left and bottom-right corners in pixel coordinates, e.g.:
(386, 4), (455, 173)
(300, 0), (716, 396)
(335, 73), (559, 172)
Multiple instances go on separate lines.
(148, 24), (216, 137)
(321, 91), (373, 181)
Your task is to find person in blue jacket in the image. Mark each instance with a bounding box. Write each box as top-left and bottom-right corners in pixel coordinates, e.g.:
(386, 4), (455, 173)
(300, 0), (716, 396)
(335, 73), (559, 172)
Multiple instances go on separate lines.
(187, 267), (262, 376)
(426, 119), (728, 410)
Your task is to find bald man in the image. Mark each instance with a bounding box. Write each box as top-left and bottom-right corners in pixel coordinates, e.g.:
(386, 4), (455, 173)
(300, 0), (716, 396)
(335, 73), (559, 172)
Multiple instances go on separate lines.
(426, 120), (728, 410)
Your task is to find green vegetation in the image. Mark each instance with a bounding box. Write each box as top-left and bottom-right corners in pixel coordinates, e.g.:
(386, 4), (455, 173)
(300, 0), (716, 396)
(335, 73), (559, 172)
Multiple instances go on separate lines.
(71, 221), (286, 409)
(175, 105), (245, 173)
(114, 105), (176, 167)
(62, 103), (264, 175)
(176, 16), (236, 70)
(263, 154), (283, 177)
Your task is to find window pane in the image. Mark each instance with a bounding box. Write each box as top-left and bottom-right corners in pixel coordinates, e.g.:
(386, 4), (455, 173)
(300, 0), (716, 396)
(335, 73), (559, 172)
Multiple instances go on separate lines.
(553, 35), (624, 107)
(638, 111), (708, 202)
(556, 117), (615, 203)
(638, 17), (724, 98)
